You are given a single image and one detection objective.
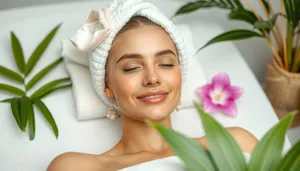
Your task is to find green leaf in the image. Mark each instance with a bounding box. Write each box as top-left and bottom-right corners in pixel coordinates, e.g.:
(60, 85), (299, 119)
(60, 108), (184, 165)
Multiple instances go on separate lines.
(25, 23), (61, 76)
(29, 77), (70, 99)
(229, 10), (257, 25)
(27, 100), (35, 140)
(10, 98), (23, 131)
(194, 103), (247, 171)
(232, 0), (244, 9)
(26, 57), (63, 91)
(197, 29), (263, 53)
(262, 0), (270, 13)
(254, 13), (281, 29)
(147, 121), (216, 171)
(39, 83), (72, 99)
(11, 32), (25, 73)
(0, 98), (13, 103)
(248, 111), (296, 171)
(174, 1), (216, 15)
(284, 0), (300, 29)
(0, 83), (25, 96)
(33, 99), (58, 138)
(20, 96), (33, 131)
(276, 140), (300, 171)
(0, 65), (24, 83)
(224, 0), (235, 8)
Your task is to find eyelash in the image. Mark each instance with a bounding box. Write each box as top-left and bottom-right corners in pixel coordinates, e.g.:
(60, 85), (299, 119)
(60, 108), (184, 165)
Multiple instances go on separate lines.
(123, 64), (175, 73)
(123, 67), (139, 72)
(160, 64), (175, 67)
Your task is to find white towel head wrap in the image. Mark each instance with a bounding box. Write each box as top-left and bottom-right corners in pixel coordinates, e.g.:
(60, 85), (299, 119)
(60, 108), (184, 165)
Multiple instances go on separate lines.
(70, 0), (188, 109)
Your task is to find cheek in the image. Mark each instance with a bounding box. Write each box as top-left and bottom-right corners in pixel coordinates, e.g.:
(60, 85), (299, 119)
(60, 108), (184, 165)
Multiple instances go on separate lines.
(110, 72), (141, 101)
(162, 68), (182, 90)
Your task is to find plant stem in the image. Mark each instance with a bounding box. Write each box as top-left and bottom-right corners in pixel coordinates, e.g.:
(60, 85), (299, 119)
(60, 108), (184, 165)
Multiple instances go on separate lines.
(280, 0), (288, 70)
(244, 0), (261, 20)
(292, 49), (300, 72)
(286, 24), (294, 70)
(295, 32), (300, 49)
(266, 39), (284, 67)
(267, 0), (283, 42)
(257, 0), (281, 49)
(258, 0), (270, 18)
(292, 37), (300, 72)
(244, 0), (284, 68)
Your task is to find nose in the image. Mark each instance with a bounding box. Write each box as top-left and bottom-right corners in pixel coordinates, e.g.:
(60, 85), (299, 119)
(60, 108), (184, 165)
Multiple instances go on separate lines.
(142, 66), (160, 87)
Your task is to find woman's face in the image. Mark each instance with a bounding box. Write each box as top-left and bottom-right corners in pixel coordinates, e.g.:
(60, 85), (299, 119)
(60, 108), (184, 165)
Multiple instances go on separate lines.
(105, 24), (181, 122)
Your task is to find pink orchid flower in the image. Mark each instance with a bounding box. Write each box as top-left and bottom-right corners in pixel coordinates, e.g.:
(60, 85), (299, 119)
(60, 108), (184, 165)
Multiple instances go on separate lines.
(196, 72), (244, 117)
(70, 8), (111, 52)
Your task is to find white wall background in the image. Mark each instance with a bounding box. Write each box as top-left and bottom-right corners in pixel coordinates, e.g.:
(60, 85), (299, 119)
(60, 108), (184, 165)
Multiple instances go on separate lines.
(0, 0), (281, 84)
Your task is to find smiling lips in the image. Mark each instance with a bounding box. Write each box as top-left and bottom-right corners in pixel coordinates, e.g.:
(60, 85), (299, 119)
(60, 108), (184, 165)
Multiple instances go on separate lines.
(137, 90), (169, 104)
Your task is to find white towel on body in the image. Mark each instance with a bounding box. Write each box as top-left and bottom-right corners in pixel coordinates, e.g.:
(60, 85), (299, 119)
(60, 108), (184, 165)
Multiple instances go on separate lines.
(118, 152), (251, 171)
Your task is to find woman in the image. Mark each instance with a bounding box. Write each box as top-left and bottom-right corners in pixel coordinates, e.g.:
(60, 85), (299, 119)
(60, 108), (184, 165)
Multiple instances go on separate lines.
(48, 0), (258, 170)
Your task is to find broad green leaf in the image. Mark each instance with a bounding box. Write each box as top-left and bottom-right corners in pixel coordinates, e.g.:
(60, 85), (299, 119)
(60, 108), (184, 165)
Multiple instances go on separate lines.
(26, 57), (63, 91)
(27, 101), (35, 140)
(39, 83), (72, 99)
(11, 32), (25, 73)
(148, 121), (216, 171)
(29, 77), (70, 99)
(194, 103), (247, 171)
(0, 65), (24, 83)
(229, 10), (257, 25)
(25, 23), (61, 76)
(0, 98), (13, 103)
(254, 13), (281, 29)
(33, 99), (58, 138)
(174, 1), (216, 16)
(276, 140), (300, 171)
(248, 111), (296, 171)
(0, 83), (25, 96)
(197, 29), (263, 53)
(20, 96), (32, 131)
(10, 98), (23, 131)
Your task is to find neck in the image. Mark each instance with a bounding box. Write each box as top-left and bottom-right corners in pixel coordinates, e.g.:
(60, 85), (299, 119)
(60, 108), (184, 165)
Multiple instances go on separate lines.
(119, 113), (172, 155)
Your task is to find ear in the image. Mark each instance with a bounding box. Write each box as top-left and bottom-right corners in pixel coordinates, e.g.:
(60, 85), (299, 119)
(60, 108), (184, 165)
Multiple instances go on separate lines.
(104, 81), (115, 99)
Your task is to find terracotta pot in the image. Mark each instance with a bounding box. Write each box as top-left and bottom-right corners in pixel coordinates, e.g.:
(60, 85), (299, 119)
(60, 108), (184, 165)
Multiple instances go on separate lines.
(264, 58), (300, 127)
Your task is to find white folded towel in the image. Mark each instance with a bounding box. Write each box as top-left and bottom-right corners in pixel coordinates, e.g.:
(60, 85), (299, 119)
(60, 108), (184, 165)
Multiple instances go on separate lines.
(118, 152), (251, 171)
(62, 24), (207, 120)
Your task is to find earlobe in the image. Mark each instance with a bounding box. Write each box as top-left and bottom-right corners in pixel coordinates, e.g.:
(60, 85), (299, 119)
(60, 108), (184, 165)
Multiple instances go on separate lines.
(104, 85), (114, 99)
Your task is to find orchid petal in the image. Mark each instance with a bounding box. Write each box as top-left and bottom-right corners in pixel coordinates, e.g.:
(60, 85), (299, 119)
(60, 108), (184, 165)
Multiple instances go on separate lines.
(196, 84), (212, 97)
(203, 97), (218, 113)
(225, 86), (244, 100)
(212, 72), (230, 87)
(221, 100), (237, 117)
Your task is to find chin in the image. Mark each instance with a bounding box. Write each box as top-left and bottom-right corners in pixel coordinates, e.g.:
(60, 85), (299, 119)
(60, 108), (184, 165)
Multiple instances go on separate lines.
(144, 107), (174, 122)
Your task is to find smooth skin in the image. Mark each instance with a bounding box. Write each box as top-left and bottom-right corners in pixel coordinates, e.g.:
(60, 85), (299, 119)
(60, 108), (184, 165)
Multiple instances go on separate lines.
(47, 25), (258, 171)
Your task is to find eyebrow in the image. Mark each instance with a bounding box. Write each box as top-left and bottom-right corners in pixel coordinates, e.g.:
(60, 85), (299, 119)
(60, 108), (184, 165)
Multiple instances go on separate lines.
(116, 49), (177, 64)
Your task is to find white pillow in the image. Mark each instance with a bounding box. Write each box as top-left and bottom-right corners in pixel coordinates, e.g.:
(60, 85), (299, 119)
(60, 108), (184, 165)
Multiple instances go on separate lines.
(62, 24), (206, 120)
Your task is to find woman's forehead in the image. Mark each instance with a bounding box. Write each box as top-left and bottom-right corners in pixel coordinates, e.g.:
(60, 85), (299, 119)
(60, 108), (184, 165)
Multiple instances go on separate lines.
(109, 25), (177, 61)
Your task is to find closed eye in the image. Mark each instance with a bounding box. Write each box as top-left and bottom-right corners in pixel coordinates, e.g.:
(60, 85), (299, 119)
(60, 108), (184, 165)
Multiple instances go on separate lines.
(159, 64), (175, 67)
(123, 67), (139, 72)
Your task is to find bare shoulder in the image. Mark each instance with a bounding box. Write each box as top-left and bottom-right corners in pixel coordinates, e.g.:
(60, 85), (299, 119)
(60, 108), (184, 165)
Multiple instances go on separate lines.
(47, 152), (107, 171)
(196, 127), (258, 154)
(227, 127), (259, 154)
